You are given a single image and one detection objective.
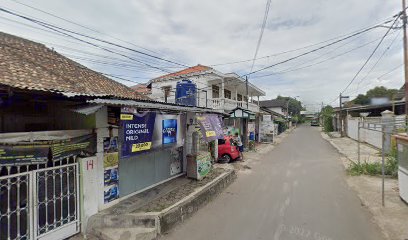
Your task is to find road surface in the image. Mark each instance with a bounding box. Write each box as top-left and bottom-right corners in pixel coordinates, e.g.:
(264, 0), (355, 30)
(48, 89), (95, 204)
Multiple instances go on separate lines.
(161, 126), (384, 240)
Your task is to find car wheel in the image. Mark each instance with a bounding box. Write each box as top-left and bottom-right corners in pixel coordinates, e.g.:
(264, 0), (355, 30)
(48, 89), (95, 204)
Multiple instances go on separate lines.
(221, 154), (232, 163)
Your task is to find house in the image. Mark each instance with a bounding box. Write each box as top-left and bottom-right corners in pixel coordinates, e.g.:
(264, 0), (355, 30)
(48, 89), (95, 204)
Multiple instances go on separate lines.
(0, 32), (222, 240)
(258, 99), (289, 116)
(148, 65), (266, 147)
(147, 65), (265, 113)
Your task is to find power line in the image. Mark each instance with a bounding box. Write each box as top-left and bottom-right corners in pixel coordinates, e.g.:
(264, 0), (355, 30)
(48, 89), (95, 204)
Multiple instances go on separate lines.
(241, 17), (397, 77)
(249, 0), (272, 77)
(340, 16), (400, 94)
(249, 33), (391, 79)
(210, 16), (396, 67)
(0, 7), (190, 69)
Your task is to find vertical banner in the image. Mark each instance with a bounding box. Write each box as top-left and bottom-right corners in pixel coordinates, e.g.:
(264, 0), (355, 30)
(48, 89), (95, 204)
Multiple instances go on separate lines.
(103, 137), (119, 203)
(197, 114), (224, 142)
(120, 109), (156, 157)
(162, 119), (177, 144)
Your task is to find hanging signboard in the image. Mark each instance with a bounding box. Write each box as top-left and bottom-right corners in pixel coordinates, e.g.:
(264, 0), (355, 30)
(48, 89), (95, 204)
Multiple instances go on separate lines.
(196, 114), (224, 142)
(51, 134), (96, 161)
(120, 109), (156, 157)
(0, 134), (96, 165)
(0, 144), (50, 165)
(162, 119), (177, 144)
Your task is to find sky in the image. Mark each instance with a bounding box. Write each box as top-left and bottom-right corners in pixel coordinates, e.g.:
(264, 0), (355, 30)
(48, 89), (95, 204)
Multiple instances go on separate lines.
(0, 0), (405, 111)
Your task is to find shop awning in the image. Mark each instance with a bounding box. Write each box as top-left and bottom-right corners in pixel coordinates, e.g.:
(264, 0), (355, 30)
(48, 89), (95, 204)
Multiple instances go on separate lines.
(228, 107), (256, 119)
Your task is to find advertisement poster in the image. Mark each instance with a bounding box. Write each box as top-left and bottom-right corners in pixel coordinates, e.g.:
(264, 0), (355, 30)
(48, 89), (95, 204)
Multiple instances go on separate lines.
(121, 109), (156, 157)
(162, 119), (177, 144)
(196, 114), (224, 142)
(51, 134), (96, 161)
(248, 122), (256, 141)
(197, 153), (212, 178)
(0, 144), (50, 165)
(103, 137), (119, 203)
(0, 134), (96, 165)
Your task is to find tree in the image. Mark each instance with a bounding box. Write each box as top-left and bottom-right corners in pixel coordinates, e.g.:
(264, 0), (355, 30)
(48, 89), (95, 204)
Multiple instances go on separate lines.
(276, 95), (302, 115)
(350, 86), (398, 106)
(320, 105), (334, 132)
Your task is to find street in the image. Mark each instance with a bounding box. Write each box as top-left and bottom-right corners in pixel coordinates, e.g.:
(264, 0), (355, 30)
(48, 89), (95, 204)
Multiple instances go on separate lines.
(161, 126), (384, 240)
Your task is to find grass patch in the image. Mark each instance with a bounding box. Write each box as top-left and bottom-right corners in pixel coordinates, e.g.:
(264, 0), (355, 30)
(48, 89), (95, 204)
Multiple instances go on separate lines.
(347, 151), (398, 178)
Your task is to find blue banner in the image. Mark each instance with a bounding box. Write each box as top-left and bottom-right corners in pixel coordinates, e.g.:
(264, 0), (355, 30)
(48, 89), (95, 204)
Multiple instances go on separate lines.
(121, 110), (156, 157)
(162, 119), (177, 144)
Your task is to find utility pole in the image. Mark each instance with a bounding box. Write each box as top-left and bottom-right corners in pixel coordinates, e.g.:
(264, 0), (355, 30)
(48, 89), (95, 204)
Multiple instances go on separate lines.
(245, 76), (249, 109)
(402, 0), (408, 119)
(339, 93), (343, 136)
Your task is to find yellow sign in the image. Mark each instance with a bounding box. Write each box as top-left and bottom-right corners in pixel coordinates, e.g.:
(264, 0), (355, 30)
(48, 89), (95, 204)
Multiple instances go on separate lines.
(131, 142), (152, 152)
(205, 131), (216, 137)
(103, 152), (119, 168)
(120, 114), (133, 120)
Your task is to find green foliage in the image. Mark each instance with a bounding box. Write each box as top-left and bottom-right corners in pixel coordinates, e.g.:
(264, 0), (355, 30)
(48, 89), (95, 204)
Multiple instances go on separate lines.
(320, 105), (334, 132)
(347, 149), (398, 178)
(350, 86), (398, 106)
(276, 95), (303, 115)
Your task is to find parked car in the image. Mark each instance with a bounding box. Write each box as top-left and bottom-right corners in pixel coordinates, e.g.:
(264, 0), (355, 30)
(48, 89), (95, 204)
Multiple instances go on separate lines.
(311, 119), (319, 126)
(218, 137), (240, 163)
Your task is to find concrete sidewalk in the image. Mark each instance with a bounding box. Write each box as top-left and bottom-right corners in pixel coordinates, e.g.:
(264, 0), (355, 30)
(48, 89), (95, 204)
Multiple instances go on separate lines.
(322, 132), (408, 240)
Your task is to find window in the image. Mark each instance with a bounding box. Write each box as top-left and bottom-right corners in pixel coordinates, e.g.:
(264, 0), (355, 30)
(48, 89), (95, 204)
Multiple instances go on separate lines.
(212, 85), (220, 98)
(162, 86), (171, 102)
(218, 139), (226, 145)
(224, 89), (231, 99)
(237, 94), (242, 101)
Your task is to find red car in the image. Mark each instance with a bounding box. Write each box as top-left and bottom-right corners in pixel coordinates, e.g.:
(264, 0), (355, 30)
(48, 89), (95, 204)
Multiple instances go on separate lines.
(218, 137), (240, 163)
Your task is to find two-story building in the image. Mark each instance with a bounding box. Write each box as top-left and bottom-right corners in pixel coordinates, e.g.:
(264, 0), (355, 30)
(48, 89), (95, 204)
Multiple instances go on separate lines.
(147, 65), (266, 148)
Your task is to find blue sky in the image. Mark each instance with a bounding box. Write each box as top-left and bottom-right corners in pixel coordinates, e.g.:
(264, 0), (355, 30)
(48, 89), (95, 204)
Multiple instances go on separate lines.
(0, 0), (404, 111)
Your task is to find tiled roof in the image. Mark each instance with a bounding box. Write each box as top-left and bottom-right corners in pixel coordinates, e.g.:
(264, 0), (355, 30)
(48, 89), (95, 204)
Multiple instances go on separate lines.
(0, 32), (147, 100)
(130, 84), (151, 95)
(151, 64), (212, 82)
(258, 99), (287, 108)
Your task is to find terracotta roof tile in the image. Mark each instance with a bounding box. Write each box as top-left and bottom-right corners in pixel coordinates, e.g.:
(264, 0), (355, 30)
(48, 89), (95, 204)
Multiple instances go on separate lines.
(152, 64), (212, 82)
(0, 32), (147, 100)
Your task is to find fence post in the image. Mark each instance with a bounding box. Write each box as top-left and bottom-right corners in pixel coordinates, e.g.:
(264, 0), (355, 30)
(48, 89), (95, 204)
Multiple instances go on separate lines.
(358, 120), (361, 164)
(381, 124), (385, 207)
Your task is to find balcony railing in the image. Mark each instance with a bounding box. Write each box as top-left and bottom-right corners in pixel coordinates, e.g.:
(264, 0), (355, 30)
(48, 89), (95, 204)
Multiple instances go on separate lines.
(210, 98), (259, 112)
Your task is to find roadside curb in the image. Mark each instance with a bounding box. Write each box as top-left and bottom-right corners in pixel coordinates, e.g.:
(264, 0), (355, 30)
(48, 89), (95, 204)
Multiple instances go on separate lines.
(320, 132), (356, 165)
(157, 169), (236, 234)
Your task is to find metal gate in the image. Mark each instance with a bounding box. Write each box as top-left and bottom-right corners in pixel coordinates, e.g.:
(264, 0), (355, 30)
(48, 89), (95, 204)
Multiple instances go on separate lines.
(0, 163), (80, 240)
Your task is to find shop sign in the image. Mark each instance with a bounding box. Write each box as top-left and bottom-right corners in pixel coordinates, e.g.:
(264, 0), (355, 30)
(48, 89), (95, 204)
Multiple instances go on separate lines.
(103, 137), (119, 203)
(197, 114), (224, 142)
(0, 134), (96, 165)
(0, 144), (49, 165)
(51, 134), (96, 161)
(121, 109), (156, 157)
(197, 153), (212, 178)
(162, 119), (177, 144)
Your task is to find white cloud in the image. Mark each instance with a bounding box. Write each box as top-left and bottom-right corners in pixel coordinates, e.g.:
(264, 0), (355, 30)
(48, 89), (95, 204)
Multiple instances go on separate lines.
(0, 0), (404, 111)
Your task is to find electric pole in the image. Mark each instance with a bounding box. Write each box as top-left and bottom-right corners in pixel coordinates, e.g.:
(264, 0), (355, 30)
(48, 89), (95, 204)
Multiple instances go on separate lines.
(402, 0), (408, 118)
(245, 76), (249, 109)
(339, 93), (343, 136)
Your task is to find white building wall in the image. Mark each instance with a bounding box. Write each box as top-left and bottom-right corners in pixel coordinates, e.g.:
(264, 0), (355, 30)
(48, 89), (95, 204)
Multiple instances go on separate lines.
(267, 107), (284, 115)
(347, 117), (383, 149)
(150, 75), (213, 108)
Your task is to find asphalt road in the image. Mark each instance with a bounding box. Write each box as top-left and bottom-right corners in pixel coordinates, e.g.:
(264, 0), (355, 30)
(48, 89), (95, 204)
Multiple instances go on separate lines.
(161, 126), (384, 240)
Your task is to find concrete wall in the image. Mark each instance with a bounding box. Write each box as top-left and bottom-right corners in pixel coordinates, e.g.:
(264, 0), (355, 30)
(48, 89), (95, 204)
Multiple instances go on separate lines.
(346, 116), (392, 149)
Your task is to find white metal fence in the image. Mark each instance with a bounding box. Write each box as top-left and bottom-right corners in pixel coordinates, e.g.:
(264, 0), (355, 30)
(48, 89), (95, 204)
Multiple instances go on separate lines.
(0, 162), (79, 240)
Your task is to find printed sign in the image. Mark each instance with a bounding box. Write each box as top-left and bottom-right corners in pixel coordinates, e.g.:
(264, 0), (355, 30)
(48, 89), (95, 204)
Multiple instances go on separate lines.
(104, 184), (119, 204)
(0, 144), (49, 165)
(103, 137), (119, 203)
(0, 134), (96, 165)
(196, 114), (224, 142)
(121, 109), (156, 157)
(51, 134), (96, 161)
(197, 153), (212, 178)
(162, 119), (177, 144)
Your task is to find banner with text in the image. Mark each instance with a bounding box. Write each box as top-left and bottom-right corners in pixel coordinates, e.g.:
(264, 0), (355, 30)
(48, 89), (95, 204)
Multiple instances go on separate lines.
(121, 109), (156, 157)
(197, 114), (224, 142)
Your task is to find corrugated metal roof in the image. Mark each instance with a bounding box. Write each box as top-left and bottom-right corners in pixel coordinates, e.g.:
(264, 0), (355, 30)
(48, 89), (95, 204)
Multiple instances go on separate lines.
(87, 98), (225, 114)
